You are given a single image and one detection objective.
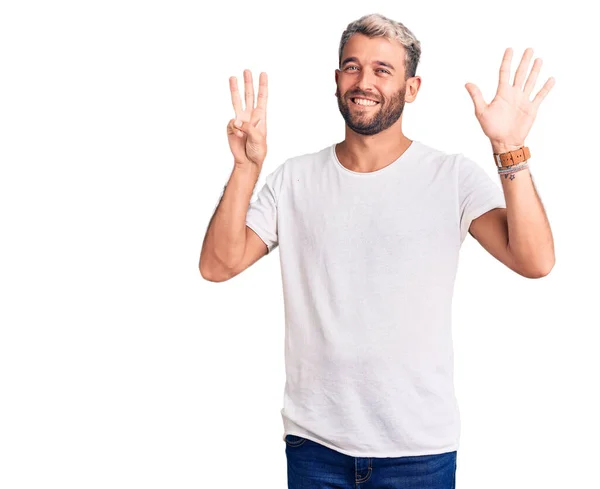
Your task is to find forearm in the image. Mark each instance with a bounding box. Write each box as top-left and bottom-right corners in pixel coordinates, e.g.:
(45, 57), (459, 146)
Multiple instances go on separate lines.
(200, 164), (260, 277)
(493, 142), (555, 276)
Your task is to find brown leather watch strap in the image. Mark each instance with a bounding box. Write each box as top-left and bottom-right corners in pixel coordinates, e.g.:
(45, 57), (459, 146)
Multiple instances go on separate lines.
(493, 146), (531, 168)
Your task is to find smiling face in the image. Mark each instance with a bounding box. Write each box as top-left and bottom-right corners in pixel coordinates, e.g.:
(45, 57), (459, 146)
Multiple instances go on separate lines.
(335, 34), (419, 136)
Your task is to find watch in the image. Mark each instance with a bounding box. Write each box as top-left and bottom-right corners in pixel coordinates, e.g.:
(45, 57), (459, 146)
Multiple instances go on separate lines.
(493, 146), (531, 169)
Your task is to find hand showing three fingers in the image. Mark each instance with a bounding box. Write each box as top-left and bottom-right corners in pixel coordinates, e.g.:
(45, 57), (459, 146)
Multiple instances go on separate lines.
(227, 70), (268, 171)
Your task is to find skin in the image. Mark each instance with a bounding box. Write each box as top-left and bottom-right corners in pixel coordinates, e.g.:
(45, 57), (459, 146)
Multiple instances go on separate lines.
(227, 70), (268, 172)
(219, 44), (555, 279)
(334, 33), (422, 173)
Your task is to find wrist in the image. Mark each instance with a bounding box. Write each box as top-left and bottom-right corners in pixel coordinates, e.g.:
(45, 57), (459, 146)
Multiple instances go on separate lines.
(233, 161), (261, 179)
(490, 140), (524, 154)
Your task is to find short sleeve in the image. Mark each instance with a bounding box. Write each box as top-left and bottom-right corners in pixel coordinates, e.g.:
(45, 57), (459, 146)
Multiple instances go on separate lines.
(457, 154), (506, 245)
(245, 162), (286, 254)
(212, 184), (227, 213)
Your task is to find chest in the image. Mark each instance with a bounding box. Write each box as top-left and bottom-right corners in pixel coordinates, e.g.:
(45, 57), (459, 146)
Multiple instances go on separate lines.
(294, 182), (457, 255)
(279, 167), (461, 299)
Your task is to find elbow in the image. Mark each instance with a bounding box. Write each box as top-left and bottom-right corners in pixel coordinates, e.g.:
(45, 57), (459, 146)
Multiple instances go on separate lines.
(199, 262), (229, 283)
(511, 244), (555, 279)
(199, 256), (235, 283)
(199, 237), (246, 282)
(199, 261), (214, 281)
(200, 267), (223, 282)
(522, 258), (555, 279)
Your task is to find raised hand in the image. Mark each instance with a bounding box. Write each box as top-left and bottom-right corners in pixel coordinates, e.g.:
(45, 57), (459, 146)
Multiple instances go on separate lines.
(465, 47), (555, 153)
(227, 70), (268, 170)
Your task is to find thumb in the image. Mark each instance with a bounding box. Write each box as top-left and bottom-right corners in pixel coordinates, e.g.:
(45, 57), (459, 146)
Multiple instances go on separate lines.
(237, 119), (264, 142)
(465, 83), (485, 117)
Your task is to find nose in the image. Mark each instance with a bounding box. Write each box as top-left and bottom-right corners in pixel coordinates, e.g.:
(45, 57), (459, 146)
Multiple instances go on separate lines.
(355, 70), (378, 97)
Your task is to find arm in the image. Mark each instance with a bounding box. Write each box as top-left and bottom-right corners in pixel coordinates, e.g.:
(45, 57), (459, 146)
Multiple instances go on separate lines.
(200, 69), (270, 282)
(469, 157), (555, 278)
(199, 165), (263, 282)
(465, 47), (556, 277)
(494, 142), (555, 276)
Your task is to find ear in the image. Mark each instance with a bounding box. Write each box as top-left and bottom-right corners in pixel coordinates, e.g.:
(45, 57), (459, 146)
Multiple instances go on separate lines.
(405, 76), (422, 103)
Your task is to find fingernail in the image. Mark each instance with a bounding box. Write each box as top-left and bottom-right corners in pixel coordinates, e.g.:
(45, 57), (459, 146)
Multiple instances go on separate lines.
(234, 120), (242, 128)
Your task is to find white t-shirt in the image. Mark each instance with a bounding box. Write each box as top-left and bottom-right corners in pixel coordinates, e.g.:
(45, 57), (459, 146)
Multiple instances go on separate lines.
(244, 140), (506, 457)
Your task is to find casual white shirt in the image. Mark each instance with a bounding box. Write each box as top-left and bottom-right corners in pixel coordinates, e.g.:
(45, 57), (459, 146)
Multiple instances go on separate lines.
(243, 140), (506, 457)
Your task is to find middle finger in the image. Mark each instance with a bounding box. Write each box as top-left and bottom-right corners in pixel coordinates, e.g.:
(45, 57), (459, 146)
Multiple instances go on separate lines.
(244, 69), (255, 112)
(513, 47), (534, 89)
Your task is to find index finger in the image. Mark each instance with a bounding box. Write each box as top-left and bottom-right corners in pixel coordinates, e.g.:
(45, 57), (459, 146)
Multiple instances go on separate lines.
(229, 76), (243, 117)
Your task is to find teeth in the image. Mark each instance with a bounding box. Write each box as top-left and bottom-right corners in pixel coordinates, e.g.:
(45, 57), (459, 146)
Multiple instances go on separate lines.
(353, 98), (378, 106)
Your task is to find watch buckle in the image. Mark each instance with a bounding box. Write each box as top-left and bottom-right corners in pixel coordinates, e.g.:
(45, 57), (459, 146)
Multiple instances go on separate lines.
(494, 153), (503, 168)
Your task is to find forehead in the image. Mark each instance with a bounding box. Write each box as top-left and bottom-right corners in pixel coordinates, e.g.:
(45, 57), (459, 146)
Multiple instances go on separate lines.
(341, 33), (404, 68)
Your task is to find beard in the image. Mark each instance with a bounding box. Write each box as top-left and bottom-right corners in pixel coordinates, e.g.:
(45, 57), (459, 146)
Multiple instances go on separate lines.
(336, 84), (407, 136)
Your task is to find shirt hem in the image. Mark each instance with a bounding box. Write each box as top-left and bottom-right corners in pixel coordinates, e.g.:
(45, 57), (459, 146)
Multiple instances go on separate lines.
(283, 431), (459, 458)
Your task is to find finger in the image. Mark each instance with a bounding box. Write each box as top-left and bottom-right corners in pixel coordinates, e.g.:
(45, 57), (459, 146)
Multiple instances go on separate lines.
(244, 69), (255, 112)
(498, 47), (513, 88)
(234, 119), (263, 142)
(229, 76), (243, 117)
(513, 47), (534, 89)
(231, 118), (259, 132)
(465, 83), (484, 115)
(254, 72), (268, 118)
(532, 77), (556, 111)
(523, 58), (542, 97)
(228, 119), (245, 138)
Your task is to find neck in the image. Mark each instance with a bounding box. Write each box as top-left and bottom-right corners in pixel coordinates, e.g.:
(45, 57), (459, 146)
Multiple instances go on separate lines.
(337, 130), (413, 173)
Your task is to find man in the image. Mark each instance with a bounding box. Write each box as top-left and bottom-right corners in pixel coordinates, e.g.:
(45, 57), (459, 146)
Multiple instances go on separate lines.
(199, 12), (555, 489)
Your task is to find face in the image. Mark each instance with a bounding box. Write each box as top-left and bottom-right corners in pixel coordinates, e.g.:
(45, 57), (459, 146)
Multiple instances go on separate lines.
(335, 34), (417, 136)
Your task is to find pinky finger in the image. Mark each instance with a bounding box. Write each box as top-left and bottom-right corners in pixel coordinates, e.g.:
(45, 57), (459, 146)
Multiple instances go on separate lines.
(532, 76), (555, 110)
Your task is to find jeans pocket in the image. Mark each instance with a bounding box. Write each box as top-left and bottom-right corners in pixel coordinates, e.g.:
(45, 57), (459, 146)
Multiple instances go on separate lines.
(285, 434), (307, 447)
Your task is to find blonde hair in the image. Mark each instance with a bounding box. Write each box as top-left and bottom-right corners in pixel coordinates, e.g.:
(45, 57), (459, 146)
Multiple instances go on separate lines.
(338, 13), (422, 80)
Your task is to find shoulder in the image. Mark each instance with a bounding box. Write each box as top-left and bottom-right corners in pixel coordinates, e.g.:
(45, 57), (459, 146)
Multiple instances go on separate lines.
(286, 144), (333, 169)
(258, 144), (332, 199)
(271, 144), (334, 182)
(412, 140), (461, 175)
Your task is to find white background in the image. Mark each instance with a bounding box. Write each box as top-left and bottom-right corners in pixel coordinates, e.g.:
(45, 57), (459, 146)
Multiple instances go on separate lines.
(1, 0), (598, 488)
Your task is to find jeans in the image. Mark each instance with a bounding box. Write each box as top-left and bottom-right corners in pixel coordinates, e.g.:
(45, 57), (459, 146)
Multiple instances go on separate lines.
(285, 434), (457, 489)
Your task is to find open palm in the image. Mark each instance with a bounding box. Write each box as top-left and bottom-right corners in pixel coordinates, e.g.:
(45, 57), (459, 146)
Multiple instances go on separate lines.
(465, 47), (555, 148)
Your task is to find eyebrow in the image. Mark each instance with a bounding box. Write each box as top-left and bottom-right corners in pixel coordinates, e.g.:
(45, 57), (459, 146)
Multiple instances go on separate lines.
(341, 56), (396, 71)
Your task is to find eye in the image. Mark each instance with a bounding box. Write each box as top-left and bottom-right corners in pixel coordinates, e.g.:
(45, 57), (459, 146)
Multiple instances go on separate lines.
(345, 66), (390, 74)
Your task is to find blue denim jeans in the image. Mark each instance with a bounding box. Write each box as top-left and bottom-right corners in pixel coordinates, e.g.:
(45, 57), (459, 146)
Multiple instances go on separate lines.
(285, 434), (457, 489)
